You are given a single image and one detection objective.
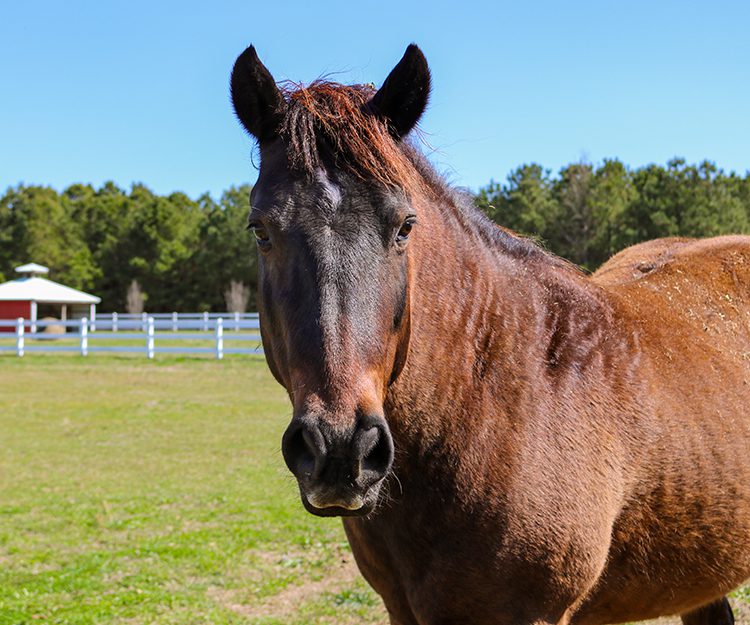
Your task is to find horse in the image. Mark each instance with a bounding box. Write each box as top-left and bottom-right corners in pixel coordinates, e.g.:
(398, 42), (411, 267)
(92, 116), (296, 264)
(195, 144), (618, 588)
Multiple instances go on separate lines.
(230, 43), (750, 625)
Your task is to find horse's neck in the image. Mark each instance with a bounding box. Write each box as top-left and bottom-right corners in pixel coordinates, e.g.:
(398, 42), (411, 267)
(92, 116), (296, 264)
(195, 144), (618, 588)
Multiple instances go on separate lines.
(387, 193), (615, 453)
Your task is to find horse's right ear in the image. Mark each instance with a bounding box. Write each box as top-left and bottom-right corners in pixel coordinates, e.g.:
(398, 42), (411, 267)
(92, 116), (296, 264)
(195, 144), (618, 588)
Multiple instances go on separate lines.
(231, 45), (286, 143)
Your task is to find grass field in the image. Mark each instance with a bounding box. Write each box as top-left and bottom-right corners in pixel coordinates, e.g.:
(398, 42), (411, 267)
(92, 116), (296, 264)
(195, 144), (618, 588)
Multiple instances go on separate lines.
(0, 354), (386, 625)
(1, 354), (747, 625)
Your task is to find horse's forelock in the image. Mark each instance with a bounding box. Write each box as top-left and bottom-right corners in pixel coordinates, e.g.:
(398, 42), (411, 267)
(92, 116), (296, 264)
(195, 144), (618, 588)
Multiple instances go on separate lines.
(278, 81), (421, 191)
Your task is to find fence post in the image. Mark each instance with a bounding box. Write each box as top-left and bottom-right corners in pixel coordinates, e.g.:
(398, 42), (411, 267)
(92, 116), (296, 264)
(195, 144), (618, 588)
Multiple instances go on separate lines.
(172, 311), (178, 332)
(234, 311), (240, 332)
(142, 312), (148, 332)
(112, 312), (118, 332)
(215, 317), (224, 360)
(146, 316), (155, 359)
(203, 311), (209, 332)
(16, 317), (24, 357)
(80, 318), (89, 357)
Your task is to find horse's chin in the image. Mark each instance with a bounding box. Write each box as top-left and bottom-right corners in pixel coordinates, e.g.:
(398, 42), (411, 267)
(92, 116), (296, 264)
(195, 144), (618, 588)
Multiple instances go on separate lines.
(299, 485), (381, 518)
(302, 499), (374, 517)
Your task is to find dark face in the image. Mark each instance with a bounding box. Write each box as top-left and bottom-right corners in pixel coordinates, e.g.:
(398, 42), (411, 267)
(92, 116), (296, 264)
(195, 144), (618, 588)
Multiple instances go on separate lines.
(249, 142), (415, 516)
(230, 43), (430, 516)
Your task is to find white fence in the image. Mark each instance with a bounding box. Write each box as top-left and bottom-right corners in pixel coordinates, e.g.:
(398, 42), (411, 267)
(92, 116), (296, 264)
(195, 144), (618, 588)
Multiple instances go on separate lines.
(0, 315), (263, 359)
(94, 311), (258, 332)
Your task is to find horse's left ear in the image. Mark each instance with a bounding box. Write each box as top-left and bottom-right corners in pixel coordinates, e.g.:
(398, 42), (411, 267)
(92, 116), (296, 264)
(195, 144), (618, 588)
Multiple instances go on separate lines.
(367, 44), (431, 139)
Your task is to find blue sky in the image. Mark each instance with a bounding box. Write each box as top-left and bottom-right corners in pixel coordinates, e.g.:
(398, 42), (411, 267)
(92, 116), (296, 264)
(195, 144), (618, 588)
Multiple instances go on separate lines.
(1, 1), (748, 199)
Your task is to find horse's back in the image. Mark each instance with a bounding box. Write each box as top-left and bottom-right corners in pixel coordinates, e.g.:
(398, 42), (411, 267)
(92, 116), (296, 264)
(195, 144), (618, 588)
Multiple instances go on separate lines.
(592, 235), (750, 355)
(593, 235), (750, 293)
(592, 236), (694, 287)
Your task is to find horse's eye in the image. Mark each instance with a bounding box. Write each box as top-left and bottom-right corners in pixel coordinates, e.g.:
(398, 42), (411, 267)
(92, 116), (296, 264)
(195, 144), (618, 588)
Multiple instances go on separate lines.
(396, 217), (417, 243)
(247, 221), (271, 246)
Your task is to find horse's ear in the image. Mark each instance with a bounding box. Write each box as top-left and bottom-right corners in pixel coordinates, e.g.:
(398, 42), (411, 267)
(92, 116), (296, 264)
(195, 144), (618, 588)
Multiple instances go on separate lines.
(367, 44), (431, 139)
(231, 45), (286, 143)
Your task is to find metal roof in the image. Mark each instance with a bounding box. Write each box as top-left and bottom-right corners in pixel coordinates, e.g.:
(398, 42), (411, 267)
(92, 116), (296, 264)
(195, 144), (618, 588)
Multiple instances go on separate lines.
(0, 277), (101, 304)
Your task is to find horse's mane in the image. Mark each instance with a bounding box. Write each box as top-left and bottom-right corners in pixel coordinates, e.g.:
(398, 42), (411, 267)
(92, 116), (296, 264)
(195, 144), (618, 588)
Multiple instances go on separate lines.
(279, 81), (578, 272)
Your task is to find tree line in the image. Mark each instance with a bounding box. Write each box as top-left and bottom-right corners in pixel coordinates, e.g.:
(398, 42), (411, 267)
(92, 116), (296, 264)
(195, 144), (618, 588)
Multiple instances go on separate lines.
(2, 158), (749, 311)
(477, 158), (750, 271)
(0, 182), (255, 312)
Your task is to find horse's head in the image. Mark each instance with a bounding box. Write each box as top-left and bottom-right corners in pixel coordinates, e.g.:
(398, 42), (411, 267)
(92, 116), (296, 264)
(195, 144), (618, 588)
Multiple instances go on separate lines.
(231, 45), (430, 516)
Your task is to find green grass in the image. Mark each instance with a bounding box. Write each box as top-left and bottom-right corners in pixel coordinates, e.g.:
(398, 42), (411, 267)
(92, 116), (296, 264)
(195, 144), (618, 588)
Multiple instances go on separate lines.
(0, 354), (386, 625)
(1, 354), (747, 625)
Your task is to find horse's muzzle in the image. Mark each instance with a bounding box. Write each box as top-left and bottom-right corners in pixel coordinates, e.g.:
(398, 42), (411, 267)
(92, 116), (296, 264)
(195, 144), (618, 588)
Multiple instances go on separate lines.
(281, 412), (394, 517)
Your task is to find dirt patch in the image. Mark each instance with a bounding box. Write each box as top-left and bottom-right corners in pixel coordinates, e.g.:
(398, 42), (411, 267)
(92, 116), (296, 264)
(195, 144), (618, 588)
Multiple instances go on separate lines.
(735, 599), (750, 624)
(642, 598), (749, 625)
(208, 547), (379, 622)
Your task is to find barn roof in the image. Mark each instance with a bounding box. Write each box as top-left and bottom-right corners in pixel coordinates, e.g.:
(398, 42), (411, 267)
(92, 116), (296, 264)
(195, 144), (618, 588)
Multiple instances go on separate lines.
(0, 276), (101, 304)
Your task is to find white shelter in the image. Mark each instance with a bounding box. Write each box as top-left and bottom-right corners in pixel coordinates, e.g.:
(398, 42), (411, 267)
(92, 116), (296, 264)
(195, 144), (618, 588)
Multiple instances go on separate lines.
(0, 263), (101, 331)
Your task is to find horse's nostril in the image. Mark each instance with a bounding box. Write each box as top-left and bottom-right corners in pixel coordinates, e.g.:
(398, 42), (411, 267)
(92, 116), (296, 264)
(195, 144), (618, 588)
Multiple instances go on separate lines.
(283, 424), (322, 478)
(359, 425), (394, 478)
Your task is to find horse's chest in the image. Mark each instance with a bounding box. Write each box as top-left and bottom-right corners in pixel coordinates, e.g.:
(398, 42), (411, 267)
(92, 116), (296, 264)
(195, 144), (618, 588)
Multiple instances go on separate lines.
(344, 515), (510, 622)
(342, 507), (593, 625)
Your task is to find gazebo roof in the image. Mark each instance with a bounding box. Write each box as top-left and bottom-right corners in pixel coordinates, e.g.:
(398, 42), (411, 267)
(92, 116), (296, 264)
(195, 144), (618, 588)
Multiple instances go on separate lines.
(15, 263), (50, 275)
(0, 276), (101, 304)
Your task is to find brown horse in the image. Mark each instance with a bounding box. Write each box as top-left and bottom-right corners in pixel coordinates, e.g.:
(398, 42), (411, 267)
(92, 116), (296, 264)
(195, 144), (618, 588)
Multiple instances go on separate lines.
(230, 44), (750, 625)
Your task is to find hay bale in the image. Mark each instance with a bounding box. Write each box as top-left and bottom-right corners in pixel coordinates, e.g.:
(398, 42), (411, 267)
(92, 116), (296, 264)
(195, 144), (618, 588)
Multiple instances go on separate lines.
(39, 317), (65, 338)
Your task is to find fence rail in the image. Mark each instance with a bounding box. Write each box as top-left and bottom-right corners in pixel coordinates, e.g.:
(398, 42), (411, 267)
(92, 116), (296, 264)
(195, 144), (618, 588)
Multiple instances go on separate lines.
(93, 311), (258, 332)
(0, 316), (263, 359)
